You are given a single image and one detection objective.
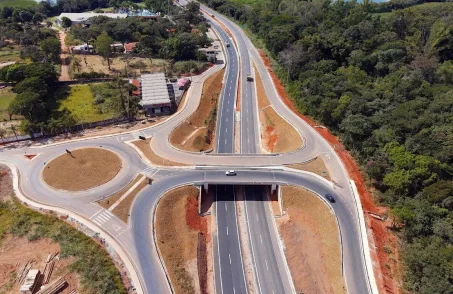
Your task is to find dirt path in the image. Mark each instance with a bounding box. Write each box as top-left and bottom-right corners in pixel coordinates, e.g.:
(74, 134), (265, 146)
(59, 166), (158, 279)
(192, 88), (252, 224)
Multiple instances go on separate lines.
(58, 30), (71, 82)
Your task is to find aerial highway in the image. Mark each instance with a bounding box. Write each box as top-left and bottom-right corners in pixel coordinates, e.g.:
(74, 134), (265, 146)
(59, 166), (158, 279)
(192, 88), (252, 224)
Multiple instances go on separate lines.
(0, 2), (376, 294)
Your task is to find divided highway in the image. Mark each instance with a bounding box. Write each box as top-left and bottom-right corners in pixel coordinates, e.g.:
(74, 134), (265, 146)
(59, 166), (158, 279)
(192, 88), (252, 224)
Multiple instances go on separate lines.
(0, 3), (374, 294)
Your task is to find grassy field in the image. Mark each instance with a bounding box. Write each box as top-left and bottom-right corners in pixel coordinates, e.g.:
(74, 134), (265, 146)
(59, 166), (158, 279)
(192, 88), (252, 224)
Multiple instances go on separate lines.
(0, 87), (15, 120)
(0, 199), (126, 294)
(58, 84), (116, 123)
(70, 55), (167, 78)
(0, 0), (37, 8)
(0, 46), (21, 63)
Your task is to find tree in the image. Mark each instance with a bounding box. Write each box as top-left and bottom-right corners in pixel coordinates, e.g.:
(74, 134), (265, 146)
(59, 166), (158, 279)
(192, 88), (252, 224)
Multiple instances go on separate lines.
(61, 16), (72, 29)
(9, 125), (18, 140)
(40, 37), (61, 63)
(0, 128), (6, 142)
(145, 0), (168, 14)
(95, 32), (113, 70)
(8, 92), (42, 121)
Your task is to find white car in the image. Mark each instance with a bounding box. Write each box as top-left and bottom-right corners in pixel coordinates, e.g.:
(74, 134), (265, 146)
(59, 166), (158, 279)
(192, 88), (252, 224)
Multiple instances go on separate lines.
(225, 170), (236, 176)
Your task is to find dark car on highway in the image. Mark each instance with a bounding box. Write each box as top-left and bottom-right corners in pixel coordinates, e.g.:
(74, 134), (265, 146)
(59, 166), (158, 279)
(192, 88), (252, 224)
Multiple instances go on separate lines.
(325, 193), (336, 203)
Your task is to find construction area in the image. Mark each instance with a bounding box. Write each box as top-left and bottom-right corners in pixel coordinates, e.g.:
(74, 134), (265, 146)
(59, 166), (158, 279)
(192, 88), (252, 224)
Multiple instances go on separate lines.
(0, 236), (78, 294)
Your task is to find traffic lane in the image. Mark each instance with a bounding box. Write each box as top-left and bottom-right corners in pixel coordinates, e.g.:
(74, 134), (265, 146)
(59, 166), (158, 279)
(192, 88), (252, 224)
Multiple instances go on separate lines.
(130, 169), (368, 294)
(209, 19), (238, 154)
(216, 185), (248, 294)
(206, 169), (368, 293)
(244, 186), (286, 294)
(18, 140), (145, 204)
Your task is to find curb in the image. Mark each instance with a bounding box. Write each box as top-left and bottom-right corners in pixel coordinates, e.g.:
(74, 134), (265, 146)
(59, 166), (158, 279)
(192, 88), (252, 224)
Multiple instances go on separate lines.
(349, 180), (379, 294)
(1, 160), (145, 294)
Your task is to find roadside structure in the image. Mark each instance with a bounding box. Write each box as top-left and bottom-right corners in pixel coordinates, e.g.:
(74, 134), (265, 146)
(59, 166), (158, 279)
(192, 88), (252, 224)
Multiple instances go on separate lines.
(56, 12), (127, 26)
(139, 73), (173, 116)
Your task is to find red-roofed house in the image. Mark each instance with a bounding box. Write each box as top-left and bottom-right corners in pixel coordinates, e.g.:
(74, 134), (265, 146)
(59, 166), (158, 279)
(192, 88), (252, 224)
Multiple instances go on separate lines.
(130, 79), (141, 96)
(124, 42), (138, 54)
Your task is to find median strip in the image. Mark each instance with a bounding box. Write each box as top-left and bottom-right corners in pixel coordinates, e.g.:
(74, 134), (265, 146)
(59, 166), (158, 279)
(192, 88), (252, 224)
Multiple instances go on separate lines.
(170, 69), (225, 152)
(254, 64), (303, 153)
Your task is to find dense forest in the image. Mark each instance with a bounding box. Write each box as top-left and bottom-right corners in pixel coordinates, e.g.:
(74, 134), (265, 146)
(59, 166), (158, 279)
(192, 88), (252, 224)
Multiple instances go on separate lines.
(201, 0), (453, 292)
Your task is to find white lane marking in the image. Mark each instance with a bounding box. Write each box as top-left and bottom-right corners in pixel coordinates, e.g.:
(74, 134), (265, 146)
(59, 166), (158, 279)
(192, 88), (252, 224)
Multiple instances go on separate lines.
(225, 139), (227, 145)
(227, 226), (229, 235)
(265, 259), (269, 271)
(113, 224), (121, 231)
(93, 219), (103, 226)
(226, 128), (228, 133)
(256, 213), (259, 221)
(225, 202), (227, 211)
(229, 254), (232, 264)
(89, 208), (103, 219)
(260, 234), (263, 244)
(104, 210), (114, 217)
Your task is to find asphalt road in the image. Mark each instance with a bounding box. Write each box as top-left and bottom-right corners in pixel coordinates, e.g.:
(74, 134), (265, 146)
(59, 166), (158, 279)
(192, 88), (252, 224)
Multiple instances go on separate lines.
(205, 14), (249, 294)
(214, 185), (247, 294)
(0, 3), (373, 294)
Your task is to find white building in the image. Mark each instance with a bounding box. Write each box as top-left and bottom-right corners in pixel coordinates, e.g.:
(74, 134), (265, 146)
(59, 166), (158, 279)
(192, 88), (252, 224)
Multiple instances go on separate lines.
(56, 12), (128, 26)
(140, 73), (173, 116)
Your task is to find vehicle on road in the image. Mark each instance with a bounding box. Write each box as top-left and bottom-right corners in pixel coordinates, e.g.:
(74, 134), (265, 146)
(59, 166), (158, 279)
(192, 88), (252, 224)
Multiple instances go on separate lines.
(226, 42), (230, 47)
(225, 170), (236, 176)
(325, 193), (336, 203)
(246, 74), (253, 81)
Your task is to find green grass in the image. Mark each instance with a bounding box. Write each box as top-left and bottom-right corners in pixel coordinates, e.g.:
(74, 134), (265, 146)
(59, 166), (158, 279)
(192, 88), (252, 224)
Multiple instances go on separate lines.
(0, 47), (20, 63)
(0, 198), (126, 294)
(59, 84), (116, 123)
(0, 0), (37, 8)
(228, 0), (267, 5)
(0, 87), (15, 120)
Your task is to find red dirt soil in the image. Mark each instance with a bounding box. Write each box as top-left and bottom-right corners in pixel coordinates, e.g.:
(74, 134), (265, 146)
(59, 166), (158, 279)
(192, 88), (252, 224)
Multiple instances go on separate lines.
(265, 126), (278, 152)
(185, 196), (209, 241)
(259, 50), (400, 294)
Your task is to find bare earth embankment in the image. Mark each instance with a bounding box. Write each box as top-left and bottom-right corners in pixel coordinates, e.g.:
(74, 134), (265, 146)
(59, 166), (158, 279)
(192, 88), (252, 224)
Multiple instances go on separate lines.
(42, 148), (122, 191)
(286, 156), (332, 181)
(170, 69), (225, 152)
(155, 186), (212, 294)
(131, 138), (186, 166)
(254, 64), (302, 153)
(278, 186), (346, 294)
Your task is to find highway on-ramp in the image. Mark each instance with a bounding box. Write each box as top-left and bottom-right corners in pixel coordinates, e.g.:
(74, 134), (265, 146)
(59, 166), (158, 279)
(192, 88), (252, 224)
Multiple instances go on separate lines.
(0, 3), (375, 294)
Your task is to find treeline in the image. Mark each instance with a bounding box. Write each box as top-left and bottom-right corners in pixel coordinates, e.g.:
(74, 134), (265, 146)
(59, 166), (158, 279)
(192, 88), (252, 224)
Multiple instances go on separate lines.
(70, 2), (211, 60)
(0, 63), (77, 134)
(201, 0), (453, 292)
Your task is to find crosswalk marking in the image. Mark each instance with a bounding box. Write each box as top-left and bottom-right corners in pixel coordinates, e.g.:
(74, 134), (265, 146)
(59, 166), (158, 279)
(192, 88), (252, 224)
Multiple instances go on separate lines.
(92, 210), (112, 225)
(141, 166), (159, 178)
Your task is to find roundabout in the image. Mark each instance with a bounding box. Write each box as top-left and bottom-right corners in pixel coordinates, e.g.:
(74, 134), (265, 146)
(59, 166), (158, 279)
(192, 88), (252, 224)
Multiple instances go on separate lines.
(42, 148), (122, 191)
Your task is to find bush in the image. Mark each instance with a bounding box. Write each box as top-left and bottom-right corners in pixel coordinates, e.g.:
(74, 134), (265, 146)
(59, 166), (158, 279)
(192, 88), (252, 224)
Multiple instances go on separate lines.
(0, 200), (126, 294)
(73, 72), (109, 79)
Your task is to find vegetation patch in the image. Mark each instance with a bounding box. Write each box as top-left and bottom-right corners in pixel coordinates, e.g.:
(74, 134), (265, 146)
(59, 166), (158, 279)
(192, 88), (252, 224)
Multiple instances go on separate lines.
(202, 0), (453, 291)
(155, 186), (209, 294)
(58, 84), (117, 123)
(42, 148), (122, 191)
(169, 68), (224, 152)
(0, 86), (16, 120)
(278, 186), (345, 294)
(286, 157), (331, 181)
(254, 64), (302, 153)
(131, 138), (186, 166)
(0, 46), (20, 63)
(97, 174), (143, 210)
(0, 165), (126, 294)
(0, 0), (36, 8)
(111, 178), (148, 223)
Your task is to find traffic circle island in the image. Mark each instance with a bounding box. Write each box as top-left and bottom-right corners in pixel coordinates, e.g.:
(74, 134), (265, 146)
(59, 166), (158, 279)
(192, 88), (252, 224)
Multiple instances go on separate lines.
(42, 148), (122, 191)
